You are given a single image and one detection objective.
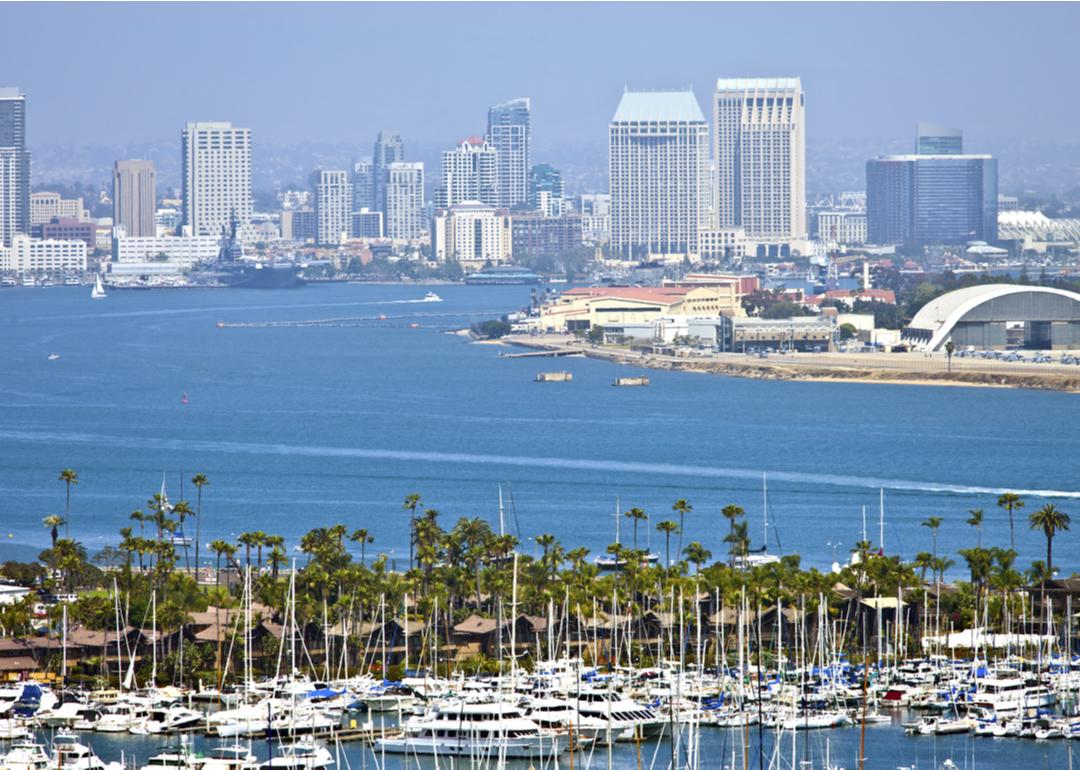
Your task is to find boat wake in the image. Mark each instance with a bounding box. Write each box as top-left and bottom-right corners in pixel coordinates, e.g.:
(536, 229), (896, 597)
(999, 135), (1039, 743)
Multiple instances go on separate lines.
(1, 428), (1078, 500)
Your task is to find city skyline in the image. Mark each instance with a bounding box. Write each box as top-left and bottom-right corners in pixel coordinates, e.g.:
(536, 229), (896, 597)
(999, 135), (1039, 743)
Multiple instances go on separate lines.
(1, 3), (1078, 151)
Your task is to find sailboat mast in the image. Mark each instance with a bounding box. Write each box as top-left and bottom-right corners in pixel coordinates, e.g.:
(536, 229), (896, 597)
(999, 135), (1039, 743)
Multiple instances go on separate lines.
(879, 488), (885, 553)
(762, 473), (768, 552)
(498, 485), (505, 539)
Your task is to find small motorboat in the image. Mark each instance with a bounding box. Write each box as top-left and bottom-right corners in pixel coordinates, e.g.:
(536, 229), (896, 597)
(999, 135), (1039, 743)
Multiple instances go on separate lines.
(48, 353), (61, 361)
(422, 292), (442, 302)
(180, 393), (189, 405)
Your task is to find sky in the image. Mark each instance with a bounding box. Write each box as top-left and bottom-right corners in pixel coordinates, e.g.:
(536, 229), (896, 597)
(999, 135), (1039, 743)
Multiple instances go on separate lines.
(2, 2), (1079, 153)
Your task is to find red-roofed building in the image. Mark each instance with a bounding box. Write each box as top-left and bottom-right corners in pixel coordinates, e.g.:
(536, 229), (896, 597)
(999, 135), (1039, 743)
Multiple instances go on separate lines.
(804, 289), (896, 308)
(535, 284), (744, 332)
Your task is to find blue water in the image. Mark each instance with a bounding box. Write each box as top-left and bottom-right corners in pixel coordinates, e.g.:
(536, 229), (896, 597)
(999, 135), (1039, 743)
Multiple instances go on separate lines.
(1, 284), (1079, 575)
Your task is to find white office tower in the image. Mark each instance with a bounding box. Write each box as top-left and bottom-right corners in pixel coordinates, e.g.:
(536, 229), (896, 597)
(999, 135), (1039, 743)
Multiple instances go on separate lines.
(385, 162), (424, 240)
(436, 138), (499, 208)
(713, 78), (806, 251)
(181, 121), (254, 240)
(608, 90), (708, 260)
(486, 98), (531, 209)
(313, 169), (352, 245)
(0, 87), (29, 248)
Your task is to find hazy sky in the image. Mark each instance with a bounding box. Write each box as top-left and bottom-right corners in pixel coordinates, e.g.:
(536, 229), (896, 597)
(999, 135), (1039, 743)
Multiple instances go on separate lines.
(3, 2), (1079, 152)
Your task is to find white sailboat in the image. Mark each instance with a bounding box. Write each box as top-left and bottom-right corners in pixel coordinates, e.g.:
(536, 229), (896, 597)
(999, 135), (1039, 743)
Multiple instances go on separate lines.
(90, 274), (106, 299)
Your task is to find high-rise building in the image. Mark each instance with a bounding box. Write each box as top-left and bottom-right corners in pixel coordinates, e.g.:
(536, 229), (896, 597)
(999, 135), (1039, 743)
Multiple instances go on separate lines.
(352, 159), (375, 213)
(578, 193), (611, 246)
(385, 162), (424, 240)
(313, 169), (352, 246)
(528, 164), (564, 216)
(435, 138), (499, 208)
(916, 122), (963, 155)
(866, 134), (997, 246)
(181, 121), (253, 239)
(350, 210), (384, 239)
(0, 87), (29, 248)
(432, 201), (512, 267)
(713, 78), (806, 249)
(486, 98), (531, 209)
(113, 160), (157, 238)
(373, 130), (404, 217)
(608, 90), (708, 259)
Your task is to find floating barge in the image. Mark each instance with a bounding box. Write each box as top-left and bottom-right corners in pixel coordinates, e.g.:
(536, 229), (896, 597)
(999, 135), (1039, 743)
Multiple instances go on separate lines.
(535, 371), (573, 383)
(612, 376), (649, 387)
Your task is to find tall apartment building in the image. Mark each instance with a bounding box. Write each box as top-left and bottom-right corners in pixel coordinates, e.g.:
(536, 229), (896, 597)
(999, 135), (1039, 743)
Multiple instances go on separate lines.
(385, 162), (424, 240)
(0, 87), (29, 247)
(113, 160), (156, 238)
(181, 122), (253, 240)
(435, 138), (499, 208)
(432, 201), (512, 267)
(916, 122), (963, 155)
(352, 159), (375, 213)
(313, 169), (352, 246)
(529, 164), (564, 216)
(373, 130), (404, 217)
(579, 193), (611, 246)
(486, 98), (531, 209)
(608, 90), (708, 259)
(713, 78), (806, 249)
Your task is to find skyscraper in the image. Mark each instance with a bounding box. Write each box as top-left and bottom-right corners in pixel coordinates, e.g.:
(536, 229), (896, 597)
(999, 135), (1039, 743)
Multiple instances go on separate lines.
(0, 87), (29, 248)
(352, 159), (375, 213)
(608, 90), (708, 259)
(713, 78), (806, 249)
(313, 169), (352, 246)
(181, 121), (253, 239)
(385, 162), (424, 240)
(917, 122), (963, 155)
(867, 127), (997, 246)
(373, 130), (404, 218)
(528, 164), (564, 216)
(486, 98), (531, 209)
(113, 160), (156, 238)
(436, 138), (499, 208)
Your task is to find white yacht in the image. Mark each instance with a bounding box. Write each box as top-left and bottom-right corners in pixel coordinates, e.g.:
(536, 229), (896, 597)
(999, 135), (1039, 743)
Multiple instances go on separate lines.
(570, 689), (664, 742)
(207, 699), (276, 737)
(522, 695), (604, 744)
(1, 742), (51, 770)
(51, 731), (124, 770)
(198, 745), (259, 770)
(138, 742), (201, 770)
(132, 705), (204, 735)
(970, 673), (1056, 716)
(259, 739), (334, 770)
(376, 699), (562, 758)
(95, 702), (148, 733)
(422, 292), (442, 302)
(0, 718), (32, 740)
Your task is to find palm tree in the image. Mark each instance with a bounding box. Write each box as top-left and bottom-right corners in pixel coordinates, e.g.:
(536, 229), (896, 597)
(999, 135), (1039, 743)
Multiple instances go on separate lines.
(724, 520), (750, 561)
(672, 499), (692, 560)
(913, 551), (934, 584)
(997, 492), (1024, 552)
(1028, 504), (1070, 581)
(656, 520), (679, 568)
(58, 469), (78, 538)
(624, 507), (648, 550)
(191, 473), (208, 574)
(43, 515), (64, 551)
(350, 528), (374, 565)
(237, 532), (258, 570)
(721, 505), (745, 565)
(264, 534), (285, 580)
(922, 516), (943, 560)
(252, 531), (267, 571)
(682, 541), (712, 574)
(966, 508), (984, 549)
(172, 500), (193, 571)
(210, 539), (229, 589)
(403, 493), (422, 570)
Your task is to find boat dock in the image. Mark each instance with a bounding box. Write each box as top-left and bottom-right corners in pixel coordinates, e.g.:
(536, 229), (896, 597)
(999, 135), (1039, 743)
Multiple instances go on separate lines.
(535, 371), (573, 382)
(613, 376), (650, 387)
(500, 349), (583, 359)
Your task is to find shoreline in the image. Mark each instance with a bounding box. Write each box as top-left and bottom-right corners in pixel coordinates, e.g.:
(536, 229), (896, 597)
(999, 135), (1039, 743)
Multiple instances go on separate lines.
(503, 336), (1080, 393)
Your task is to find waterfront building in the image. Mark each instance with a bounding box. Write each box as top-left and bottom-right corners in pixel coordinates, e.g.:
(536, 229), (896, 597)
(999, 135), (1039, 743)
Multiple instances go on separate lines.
(313, 169), (352, 246)
(609, 89), (709, 260)
(431, 201), (512, 267)
(713, 77), (807, 253)
(511, 211), (582, 257)
(384, 161), (424, 240)
(533, 284), (742, 333)
(351, 209), (384, 239)
(0, 87), (29, 247)
(40, 218), (96, 251)
(373, 130), (404, 218)
(578, 193), (611, 245)
(866, 151), (997, 246)
(112, 225), (220, 269)
(436, 138), (499, 209)
(112, 160), (156, 238)
(529, 164), (564, 216)
(917, 122), (963, 155)
(816, 211), (867, 246)
(352, 159), (375, 213)
(181, 121), (253, 240)
(487, 98), (531, 209)
(0, 234), (86, 274)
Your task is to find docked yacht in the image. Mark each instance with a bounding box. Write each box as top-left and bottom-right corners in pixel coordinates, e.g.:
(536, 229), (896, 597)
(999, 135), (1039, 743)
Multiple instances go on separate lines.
(259, 739), (334, 770)
(570, 689), (664, 742)
(95, 702), (149, 733)
(970, 673), (1055, 717)
(138, 741), (201, 770)
(199, 745), (259, 770)
(131, 705), (203, 735)
(376, 699), (562, 758)
(51, 731), (124, 770)
(1, 742), (51, 770)
(522, 696), (604, 744)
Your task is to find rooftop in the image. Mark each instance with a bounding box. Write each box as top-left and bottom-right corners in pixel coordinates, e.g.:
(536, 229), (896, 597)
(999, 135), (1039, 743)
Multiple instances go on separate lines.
(611, 90), (705, 124)
(715, 77), (801, 92)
